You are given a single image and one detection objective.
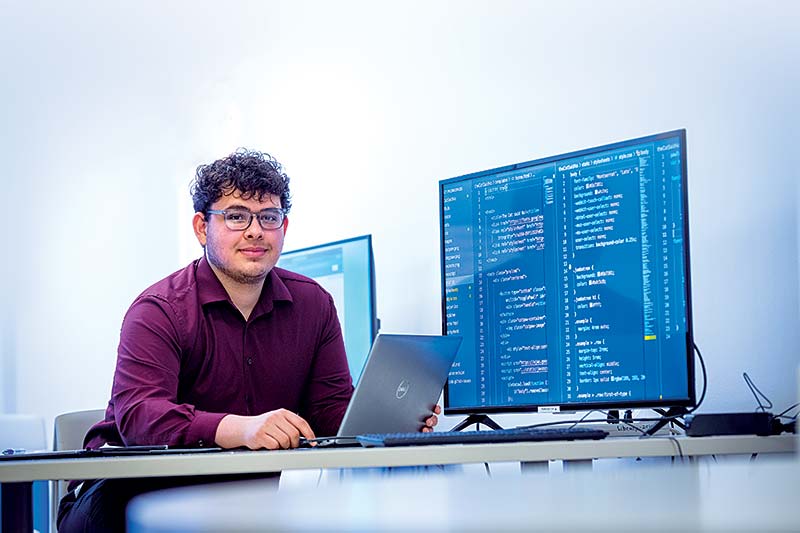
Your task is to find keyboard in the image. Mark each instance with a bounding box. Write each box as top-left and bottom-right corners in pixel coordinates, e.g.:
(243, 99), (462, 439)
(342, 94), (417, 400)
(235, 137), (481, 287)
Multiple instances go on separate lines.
(356, 426), (608, 447)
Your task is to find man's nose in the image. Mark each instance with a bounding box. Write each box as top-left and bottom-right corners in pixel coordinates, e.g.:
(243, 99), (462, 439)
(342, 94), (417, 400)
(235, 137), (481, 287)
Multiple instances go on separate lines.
(243, 217), (264, 239)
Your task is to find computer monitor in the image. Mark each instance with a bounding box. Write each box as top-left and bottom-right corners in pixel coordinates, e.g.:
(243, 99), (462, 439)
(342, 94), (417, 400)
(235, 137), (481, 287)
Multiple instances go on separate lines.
(440, 130), (695, 421)
(277, 235), (378, 384)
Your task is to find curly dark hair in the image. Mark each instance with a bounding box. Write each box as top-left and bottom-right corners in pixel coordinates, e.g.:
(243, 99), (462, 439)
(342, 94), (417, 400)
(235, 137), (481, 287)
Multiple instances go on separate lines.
(190, 149), (292, 214)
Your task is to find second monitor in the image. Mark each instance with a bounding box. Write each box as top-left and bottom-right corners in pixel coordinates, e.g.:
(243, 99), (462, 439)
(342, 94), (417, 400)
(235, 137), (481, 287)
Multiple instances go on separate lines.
(277, 235), (378, 384)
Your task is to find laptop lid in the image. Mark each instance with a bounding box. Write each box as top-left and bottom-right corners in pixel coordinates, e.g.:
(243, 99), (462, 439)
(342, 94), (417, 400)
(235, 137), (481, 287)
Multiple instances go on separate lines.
(336, 333), (462, 437)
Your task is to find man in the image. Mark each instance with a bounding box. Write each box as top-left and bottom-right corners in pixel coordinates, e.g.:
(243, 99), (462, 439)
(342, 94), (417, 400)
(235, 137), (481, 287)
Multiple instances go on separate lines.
(59, 149), (440, 531)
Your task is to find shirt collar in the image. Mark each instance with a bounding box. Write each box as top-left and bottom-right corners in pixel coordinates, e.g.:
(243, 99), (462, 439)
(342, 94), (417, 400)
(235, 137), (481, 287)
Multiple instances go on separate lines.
(252, 267), (294, 318)
(196, 257), (294, 316)
(196, 257), (231, 306)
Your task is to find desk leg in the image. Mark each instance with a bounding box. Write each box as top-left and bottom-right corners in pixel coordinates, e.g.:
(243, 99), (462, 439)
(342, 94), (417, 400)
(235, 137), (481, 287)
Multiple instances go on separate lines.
(562, 459), (593, 472)
(1, 481), (33, 532)
(520, 460), (549, 474)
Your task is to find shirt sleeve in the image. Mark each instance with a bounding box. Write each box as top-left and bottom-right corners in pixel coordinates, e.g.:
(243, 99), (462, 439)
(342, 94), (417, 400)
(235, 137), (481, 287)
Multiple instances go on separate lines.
(110, 296), (226, 447)
(300, 292), (355, 437)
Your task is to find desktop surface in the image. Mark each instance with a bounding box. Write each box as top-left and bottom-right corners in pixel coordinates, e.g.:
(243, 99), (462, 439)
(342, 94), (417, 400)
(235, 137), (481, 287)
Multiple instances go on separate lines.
(1, 434), (794, 484)
(2, 434), (795, 532)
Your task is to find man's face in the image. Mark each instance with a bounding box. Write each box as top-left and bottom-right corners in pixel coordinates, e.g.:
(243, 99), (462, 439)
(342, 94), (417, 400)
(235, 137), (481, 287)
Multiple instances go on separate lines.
(192, 189), (289, 286)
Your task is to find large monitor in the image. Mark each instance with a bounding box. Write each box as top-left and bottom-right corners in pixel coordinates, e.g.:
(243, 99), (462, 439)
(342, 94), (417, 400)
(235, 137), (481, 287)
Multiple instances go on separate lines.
(277, 235), (378, 384)
(440, 130), (694, 420)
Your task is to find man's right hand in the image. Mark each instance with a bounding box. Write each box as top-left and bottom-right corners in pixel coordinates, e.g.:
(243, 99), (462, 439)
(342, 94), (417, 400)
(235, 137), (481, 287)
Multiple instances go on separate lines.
(214, 409), (316, 450)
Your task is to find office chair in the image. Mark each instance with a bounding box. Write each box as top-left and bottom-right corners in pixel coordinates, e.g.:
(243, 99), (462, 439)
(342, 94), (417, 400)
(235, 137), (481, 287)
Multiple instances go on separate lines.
(51, 408), (105, 530)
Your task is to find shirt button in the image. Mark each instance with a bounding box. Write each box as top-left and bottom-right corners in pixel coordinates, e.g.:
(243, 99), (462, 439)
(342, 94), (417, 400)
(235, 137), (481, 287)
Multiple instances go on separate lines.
(247, 357), (253, 366)
(198, 439), (204, 447)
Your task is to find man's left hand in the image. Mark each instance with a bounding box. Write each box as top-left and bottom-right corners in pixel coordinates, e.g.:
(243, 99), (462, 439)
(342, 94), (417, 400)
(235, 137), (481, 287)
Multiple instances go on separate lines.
(421, 404), (442, 433)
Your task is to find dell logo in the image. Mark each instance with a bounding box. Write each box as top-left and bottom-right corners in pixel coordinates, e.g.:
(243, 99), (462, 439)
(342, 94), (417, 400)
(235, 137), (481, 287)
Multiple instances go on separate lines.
(396, 380), (410, 399)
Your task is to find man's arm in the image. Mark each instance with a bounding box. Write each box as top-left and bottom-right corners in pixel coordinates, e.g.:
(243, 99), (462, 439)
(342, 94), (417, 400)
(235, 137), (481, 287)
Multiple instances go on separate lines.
(114, 296), (322, 450)
(111, 297), (226, 447)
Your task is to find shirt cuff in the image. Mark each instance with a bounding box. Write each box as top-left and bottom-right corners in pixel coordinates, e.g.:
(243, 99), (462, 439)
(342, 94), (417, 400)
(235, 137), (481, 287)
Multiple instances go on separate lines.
(186, 411), (228, 448)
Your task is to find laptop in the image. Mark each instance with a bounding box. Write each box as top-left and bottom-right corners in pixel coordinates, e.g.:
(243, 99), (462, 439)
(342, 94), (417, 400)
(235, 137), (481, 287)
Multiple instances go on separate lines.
(313, 333), (462, 446)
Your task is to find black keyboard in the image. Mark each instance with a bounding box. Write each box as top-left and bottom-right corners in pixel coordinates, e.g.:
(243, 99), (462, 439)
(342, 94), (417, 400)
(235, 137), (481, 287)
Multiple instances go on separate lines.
(356, 426), (608, 447)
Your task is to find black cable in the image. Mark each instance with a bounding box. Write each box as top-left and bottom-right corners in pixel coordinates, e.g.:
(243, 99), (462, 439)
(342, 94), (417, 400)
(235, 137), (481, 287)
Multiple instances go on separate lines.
(484, 462), (492, 477)
(743, 372), (773, 412)
(567, 409), (599, 430)
(740, 372), (798, 428)
(690, 342), (708, 413)
(666, 436), (684, 459)
(775, 402), (800, 420)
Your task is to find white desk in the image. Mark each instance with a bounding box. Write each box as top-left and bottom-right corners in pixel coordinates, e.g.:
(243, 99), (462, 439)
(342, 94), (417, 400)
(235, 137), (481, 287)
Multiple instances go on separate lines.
(127, 458), (800, 532)
(1, 434), (795, 531)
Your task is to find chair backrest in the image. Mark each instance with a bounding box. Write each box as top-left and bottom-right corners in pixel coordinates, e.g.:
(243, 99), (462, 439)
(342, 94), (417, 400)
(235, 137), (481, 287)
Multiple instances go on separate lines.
(52, 408), (106, 527)
(53, 408), (106, 451)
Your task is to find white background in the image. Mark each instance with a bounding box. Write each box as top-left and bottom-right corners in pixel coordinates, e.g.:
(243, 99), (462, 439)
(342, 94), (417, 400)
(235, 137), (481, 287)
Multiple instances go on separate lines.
(1, 1), (798, 438)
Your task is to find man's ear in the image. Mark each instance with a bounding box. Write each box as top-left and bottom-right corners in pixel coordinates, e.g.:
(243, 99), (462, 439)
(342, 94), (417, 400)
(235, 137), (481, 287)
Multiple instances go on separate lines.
(282, 215), (289, 236)
(192, 212), (208, 247)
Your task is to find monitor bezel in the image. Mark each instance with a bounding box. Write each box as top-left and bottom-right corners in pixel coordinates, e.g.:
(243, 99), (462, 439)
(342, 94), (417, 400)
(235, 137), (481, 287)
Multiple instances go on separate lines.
(280, 234), (379, 352)
(439, 129), (696, 415)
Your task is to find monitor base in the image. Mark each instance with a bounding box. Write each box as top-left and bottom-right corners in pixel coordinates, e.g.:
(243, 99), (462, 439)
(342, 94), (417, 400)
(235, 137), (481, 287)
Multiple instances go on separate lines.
(646, 406), (689, 436)
(451, 414), (504, 432)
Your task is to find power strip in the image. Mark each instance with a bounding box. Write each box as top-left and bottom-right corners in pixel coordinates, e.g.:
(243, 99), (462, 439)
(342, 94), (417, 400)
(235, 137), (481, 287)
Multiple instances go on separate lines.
(578, 421), (673, 437)
(685, 412), (773, 436)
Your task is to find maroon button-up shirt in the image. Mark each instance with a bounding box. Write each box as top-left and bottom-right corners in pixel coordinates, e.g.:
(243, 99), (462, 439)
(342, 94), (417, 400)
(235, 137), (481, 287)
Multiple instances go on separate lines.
(84, 257), (354, 449)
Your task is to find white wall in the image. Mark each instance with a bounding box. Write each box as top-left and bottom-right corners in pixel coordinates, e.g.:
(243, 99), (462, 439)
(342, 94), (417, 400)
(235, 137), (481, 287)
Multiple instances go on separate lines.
(1, 1), (798, 437)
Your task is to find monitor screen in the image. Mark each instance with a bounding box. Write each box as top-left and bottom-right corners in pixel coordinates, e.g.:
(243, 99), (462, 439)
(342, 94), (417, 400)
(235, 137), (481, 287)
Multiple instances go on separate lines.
(440, 130), (694, 415)
(277, 235), (378, 384)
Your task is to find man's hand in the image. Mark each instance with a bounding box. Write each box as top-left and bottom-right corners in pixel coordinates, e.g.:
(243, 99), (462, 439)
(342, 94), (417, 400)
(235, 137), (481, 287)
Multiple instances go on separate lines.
(421, 404), (442, 433)
(215, 409), (316, 450)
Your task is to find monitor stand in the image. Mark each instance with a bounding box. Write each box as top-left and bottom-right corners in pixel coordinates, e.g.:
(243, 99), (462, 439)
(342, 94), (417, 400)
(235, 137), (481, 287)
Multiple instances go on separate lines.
(450, 414), (504, 432)
(646, 406), (689, 436)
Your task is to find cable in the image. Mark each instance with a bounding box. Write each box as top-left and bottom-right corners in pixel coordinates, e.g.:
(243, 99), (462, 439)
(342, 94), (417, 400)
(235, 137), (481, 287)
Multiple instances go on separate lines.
(666, 436), (685, 460)
(691, 342), (708, 413)
(775, 402), (799, 420)
(743, 372), (773, 412)
(567, 410), (599, 430)
(739, 372), (798, 433)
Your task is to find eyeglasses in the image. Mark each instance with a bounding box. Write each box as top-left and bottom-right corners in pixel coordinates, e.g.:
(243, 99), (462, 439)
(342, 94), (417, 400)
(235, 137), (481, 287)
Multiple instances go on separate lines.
(206, 207), (286, 231)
